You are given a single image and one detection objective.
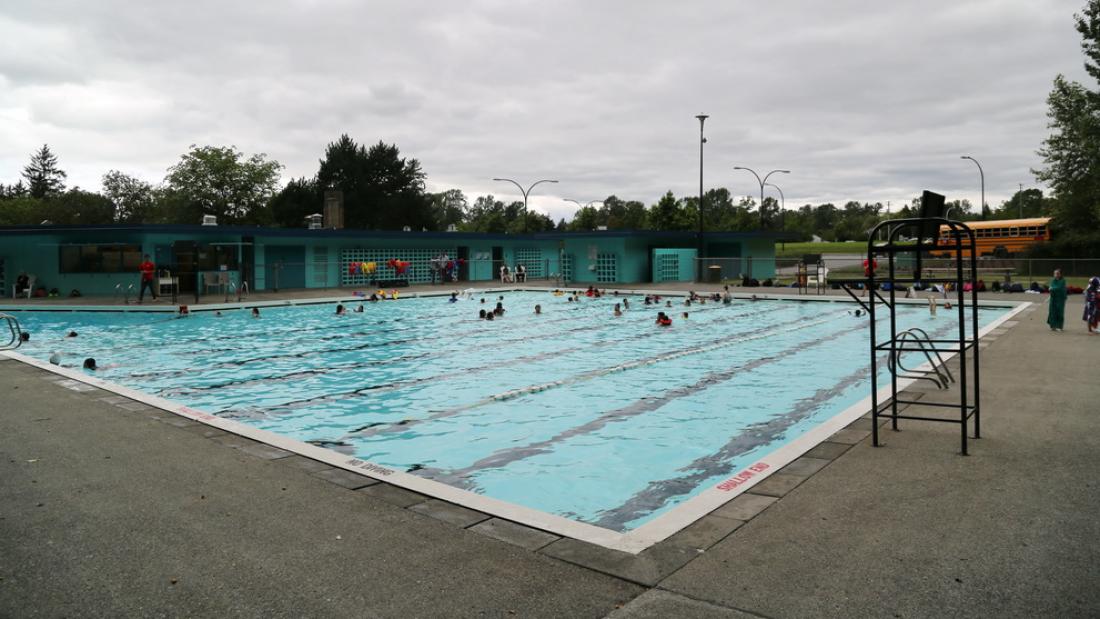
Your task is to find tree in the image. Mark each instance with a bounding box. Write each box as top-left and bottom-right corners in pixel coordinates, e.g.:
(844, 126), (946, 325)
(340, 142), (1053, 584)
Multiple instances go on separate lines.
(40, 188), (116, 225)
(462, 195), (508, 233)
(568, 205), (601, 231)
(1034, 0), (1100, 251)
(269, 177), (321, 228)
(316, 135), (435, 230)
(647, 191), (692, 231)
(164, 145), (283, 225)
(102, 170), (157, 223)
(995, 188), (1051, 219)
(430, 189), (468, 230)
(22, 144), (67, 199)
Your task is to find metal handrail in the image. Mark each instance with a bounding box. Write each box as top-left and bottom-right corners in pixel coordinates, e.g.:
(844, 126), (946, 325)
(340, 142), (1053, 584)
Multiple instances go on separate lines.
(0, 313), (23, 350)
(887, 328), (954, 389)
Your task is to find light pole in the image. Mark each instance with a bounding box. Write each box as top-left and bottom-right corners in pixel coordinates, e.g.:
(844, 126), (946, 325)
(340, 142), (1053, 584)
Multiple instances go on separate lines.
(696, 114), (708, 282)
(492, 178), (559, 233)
(733, 167), (789, 228)
(765, 181), (785, 250)
(960, 156), (984, 222)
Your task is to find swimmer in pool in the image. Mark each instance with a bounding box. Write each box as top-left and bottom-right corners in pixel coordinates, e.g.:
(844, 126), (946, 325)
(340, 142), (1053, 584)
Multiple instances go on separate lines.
(534, 304), (542, 315)
(66, 330), (78, 338)
(494, 302), (505, 316)
(355, 304), (364, 313)
(682, 312), (689, 319)
(251, 307), (261, 318)
(613, 304), (622, 317)
(335, 304), (346, 315)
(485, 311), (495, 321)
(449, 292), (458, 303)
(655, 312), (672, 326)
(622, 298), (629, 309)
(479, 309), (487, 319)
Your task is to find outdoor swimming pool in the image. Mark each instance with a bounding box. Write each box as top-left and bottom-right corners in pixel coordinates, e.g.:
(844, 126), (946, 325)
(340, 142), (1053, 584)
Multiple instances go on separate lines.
(7, 291), (1013, 544)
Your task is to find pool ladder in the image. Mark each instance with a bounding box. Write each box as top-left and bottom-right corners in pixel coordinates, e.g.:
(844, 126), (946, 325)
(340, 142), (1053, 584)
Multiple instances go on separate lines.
(114, 283), (134, 305)
(0, 313), (24, 351)
(887, 327), (955, 389)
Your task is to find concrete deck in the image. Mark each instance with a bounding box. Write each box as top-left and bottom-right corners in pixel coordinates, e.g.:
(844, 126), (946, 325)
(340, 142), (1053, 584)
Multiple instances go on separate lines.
(2, 291), (1098, 617)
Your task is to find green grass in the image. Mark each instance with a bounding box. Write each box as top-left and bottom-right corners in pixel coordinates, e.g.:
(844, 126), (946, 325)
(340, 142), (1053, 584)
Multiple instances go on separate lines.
(775, 241), (867, 258)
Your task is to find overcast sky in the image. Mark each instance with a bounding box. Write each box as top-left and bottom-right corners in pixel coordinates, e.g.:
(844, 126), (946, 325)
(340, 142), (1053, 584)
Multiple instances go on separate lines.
(0, 0), (1088, 223)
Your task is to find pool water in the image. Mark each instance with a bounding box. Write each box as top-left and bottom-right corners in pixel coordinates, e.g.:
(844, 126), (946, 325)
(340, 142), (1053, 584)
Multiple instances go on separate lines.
(10, 292), (1005, 532)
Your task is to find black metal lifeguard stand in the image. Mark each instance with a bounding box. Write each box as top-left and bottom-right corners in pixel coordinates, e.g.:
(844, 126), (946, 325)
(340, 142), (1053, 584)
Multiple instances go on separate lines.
(834, 191), (982, 455)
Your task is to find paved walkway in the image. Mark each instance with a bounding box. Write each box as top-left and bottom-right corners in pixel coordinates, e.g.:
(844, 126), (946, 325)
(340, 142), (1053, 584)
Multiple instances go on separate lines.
(2, 292), (1098, 617)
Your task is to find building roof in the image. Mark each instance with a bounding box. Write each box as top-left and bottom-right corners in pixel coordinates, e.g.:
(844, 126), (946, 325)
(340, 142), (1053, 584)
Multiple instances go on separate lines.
(0, 223), (792, 242)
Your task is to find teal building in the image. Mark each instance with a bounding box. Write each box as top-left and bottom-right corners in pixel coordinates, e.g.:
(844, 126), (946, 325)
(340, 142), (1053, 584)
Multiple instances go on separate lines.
(0, 224), (781, 298)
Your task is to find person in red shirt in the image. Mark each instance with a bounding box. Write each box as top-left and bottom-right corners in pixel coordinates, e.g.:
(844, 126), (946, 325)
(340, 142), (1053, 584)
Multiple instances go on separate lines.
(138, 254), (158, 303)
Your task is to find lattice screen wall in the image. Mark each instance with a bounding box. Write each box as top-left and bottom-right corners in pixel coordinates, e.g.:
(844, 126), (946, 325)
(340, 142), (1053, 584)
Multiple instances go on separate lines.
(561, 254), (574, 283)
(655, 253), (679, 283)
(313, 246), (329, 286)
(596, 253), (618, 283)
(340, 248), (456, 286)
(513, 247), (544, 278)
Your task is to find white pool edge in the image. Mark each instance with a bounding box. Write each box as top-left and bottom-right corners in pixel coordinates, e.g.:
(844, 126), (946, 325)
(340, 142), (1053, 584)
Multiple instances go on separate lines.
(1, 296), (1031, 554)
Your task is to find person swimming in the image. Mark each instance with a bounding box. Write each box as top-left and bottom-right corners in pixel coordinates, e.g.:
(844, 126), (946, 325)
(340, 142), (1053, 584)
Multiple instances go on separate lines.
(494, 302), (505, 316)
(66, 330), (78, 338)
(335, 304), (346, 315)
(656, 311), (672, 326)
(251, 307), (260, 318)
(479, 309), (487, 319)
(19, 332), (29, 342)
(682, 311), (689, 319)
(534, 304), (542, 315)
(485, 311), (495, 321)
(613, 303), (622, 317)
(622, 298), (630, 309)
(449, 292), (458, 303)
(355, 304), (364, 313)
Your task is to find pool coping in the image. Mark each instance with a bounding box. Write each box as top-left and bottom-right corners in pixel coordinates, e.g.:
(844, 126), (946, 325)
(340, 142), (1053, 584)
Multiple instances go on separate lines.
(0, 290), (1032, 555)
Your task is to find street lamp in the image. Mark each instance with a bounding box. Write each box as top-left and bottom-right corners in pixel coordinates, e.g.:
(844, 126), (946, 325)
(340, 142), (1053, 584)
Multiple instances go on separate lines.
(960, 156), (984, 221)
(696, 114), (708, 282)
(765, 181), (785, 249)
(733, 167), (789, 228)
(492, 177), (559, 233)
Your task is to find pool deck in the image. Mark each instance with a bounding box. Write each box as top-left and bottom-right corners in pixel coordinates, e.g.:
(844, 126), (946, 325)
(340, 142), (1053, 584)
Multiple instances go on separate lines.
(2, 285), (1098, 617)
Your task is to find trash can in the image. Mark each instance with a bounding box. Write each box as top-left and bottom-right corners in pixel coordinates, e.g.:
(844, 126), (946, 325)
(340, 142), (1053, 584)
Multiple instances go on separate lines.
(707, 265), (722, 283)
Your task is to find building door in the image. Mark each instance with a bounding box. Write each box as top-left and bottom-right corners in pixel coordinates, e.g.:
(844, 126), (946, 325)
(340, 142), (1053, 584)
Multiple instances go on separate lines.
(457, 246), (469, 281)
(264, 245), (306, 291)
(491, 246), (503, 279)
(171, 241), (198, 294)
(241, 236), (255, 290)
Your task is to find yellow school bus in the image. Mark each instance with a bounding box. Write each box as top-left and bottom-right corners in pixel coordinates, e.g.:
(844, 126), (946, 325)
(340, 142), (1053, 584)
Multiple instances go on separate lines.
(933, 217), (1051, 257)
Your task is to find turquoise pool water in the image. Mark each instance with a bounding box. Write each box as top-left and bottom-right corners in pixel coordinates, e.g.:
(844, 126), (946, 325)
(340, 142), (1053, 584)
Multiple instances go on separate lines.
(9, 293), (1005, 532)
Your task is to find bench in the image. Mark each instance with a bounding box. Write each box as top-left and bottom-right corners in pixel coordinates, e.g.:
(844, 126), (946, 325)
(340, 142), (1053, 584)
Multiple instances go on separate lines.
(919, 267), (1016, 285)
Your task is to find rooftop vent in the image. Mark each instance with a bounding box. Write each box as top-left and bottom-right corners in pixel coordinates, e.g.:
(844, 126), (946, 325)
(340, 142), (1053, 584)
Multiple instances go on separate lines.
(305, 213), (323, 230)
(201, 215), (218, 226)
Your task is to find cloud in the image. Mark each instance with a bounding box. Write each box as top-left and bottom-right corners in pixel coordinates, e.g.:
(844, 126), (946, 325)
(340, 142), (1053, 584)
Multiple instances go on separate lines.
(0, 0), (1089, 217)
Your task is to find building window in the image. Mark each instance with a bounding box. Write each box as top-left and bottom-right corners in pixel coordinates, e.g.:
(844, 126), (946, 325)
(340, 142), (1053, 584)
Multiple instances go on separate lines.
(59, 244), (143, 273)
(196, 245), (239, 270)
